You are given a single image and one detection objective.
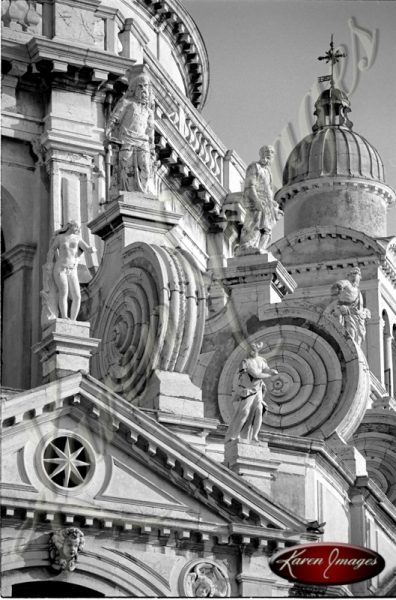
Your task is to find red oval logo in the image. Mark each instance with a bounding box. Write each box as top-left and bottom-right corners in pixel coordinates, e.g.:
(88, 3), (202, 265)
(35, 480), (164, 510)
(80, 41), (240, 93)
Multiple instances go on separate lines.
(269, 543), (385, 586)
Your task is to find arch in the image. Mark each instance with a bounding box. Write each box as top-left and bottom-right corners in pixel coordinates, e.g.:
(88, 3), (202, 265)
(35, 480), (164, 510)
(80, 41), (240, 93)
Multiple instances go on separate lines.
(1, 185), (27, 250)
(12, 581), (104, 597)
(1, 541), (172, 597)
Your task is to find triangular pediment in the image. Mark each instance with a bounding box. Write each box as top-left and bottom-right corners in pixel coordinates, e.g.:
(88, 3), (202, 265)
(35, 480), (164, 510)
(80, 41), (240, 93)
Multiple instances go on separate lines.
(2, 372), (309, 543)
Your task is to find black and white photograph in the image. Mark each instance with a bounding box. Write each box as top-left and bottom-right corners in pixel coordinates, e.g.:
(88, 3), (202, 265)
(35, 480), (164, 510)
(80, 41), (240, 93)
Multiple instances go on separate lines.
(1, 0), (396, 597)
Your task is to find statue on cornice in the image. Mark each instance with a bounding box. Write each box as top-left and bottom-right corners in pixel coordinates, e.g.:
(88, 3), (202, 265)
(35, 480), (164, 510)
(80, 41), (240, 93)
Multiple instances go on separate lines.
(41, 221), (95, 323)
(105, 72), (155, 195)
(49, 527), (85, 572)
(237, 145), (283, 255)
(324, 267), (371, 345)
(225, 342), (277, 443)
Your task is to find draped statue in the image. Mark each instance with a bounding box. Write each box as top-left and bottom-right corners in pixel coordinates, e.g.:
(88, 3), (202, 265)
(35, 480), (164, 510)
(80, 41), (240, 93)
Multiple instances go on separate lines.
(225, 342), (277, 443)
(324, 267), (371, 345)
(237, 145), (283, 255)
(106, 72), (155, 195)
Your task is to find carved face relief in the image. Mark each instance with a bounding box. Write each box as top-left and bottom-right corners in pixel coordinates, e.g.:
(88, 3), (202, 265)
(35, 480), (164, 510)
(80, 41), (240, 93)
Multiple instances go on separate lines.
(179, 560), (230, 597)
(49, 528), (85, 572)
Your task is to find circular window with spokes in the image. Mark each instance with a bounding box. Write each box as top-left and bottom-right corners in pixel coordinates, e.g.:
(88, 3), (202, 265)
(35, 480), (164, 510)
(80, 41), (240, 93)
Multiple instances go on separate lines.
(42, 435), (94, 490)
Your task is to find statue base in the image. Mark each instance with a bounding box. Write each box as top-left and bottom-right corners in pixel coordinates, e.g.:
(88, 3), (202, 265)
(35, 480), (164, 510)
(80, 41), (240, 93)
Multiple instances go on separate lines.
(141, 369), (204, 418)
(224, 438), (280, 495)
(221, 254), (296, 320)
(89, 192), (183, 247)
(33, 319), (100, 383)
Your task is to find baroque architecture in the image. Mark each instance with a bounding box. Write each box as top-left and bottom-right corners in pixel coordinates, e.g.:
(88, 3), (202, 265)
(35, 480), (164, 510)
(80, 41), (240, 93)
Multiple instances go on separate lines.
(2, 1), (396, 597)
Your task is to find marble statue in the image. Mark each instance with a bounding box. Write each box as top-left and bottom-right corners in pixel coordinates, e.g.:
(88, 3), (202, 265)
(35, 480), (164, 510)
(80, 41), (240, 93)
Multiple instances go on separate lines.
(237, 145), (283, 255)
(324, 267), (371, 345)
(41, 221), (95, 323)
(49, 527), (85, 572)
(225, 342), (278, 443)
(106, 72), (155, 194)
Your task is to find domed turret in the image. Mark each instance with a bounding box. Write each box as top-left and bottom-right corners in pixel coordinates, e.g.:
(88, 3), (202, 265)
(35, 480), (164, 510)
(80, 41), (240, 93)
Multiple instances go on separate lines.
(276, 82), (395, 238)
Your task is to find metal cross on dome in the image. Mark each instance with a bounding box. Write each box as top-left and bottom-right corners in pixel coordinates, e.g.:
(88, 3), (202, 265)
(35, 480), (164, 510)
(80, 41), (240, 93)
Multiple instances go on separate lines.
(317, 34), (347, 87)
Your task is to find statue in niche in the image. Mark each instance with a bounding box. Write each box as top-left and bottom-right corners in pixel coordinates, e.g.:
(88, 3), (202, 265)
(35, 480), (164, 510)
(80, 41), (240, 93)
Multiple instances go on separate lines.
(184, 562), (230, 597)
(41, 221), (95, 323)
(105, 72), (155, 195)
(237, 145), (283, 255)
(324, 267), (371, 345)
(225, 342), (278, 443)
(49, 527), (85, 572)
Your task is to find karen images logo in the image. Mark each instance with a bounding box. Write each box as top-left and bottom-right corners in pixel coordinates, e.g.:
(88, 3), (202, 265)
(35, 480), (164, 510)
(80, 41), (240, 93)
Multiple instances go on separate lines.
(269, 543), (385, 586)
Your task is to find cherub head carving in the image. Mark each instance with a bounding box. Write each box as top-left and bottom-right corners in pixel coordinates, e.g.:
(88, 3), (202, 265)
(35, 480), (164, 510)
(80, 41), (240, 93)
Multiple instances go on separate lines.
(49, 527), (85, 572)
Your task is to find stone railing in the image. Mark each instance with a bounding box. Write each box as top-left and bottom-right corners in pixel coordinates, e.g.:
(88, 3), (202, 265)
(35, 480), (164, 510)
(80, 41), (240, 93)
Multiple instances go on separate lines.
(1, 0), (43, 34)
(146, 49), (245, 195)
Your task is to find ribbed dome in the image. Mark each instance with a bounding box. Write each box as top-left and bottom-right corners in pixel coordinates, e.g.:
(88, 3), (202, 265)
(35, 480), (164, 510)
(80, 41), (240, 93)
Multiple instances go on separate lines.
(283, 126), (385, 186)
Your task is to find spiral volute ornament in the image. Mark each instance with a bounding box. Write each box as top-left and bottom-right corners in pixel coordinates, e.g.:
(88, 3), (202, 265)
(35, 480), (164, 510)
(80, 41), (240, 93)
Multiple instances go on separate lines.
(96, 242), (206, 401)
(218, 322), (370, 440)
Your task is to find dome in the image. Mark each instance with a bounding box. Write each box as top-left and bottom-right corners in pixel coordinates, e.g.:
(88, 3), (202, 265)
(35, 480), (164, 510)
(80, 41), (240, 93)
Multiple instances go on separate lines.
(276, 85), (394, 239)
(283, 126), (385, 186)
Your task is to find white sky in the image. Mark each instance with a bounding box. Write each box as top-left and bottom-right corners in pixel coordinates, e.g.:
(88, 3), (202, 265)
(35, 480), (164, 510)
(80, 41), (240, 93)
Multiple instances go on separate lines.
(183, 0), (396, 237)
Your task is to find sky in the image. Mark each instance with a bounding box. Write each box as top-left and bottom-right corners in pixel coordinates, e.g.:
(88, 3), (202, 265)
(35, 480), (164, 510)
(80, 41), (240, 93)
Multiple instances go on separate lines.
(182, 0), (396, 237)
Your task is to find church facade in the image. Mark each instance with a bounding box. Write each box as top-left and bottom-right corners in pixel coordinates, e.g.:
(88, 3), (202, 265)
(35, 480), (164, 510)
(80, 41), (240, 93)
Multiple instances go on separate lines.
(2, 0), (396, 597)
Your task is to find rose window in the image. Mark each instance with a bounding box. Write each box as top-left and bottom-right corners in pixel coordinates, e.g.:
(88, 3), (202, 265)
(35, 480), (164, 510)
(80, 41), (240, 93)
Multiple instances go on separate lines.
(42, 436), (92, 489)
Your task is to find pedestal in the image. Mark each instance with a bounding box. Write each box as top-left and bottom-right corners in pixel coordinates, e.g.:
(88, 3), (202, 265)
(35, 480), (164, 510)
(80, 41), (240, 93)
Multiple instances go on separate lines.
(142, 370), (204, 418)
(88, 192), (183, 247)
(222, 253), (296, 321)
(224, 439), (280, 495)
(33, 319), (100, 382)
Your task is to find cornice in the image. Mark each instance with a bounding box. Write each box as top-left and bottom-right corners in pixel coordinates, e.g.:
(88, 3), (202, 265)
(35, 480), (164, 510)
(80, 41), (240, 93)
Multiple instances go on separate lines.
(136, 0), (209, 109)
(275, 175), (396, 208)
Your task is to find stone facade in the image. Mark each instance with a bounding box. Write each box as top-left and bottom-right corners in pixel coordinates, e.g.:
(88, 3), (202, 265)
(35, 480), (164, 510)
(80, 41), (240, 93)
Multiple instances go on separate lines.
(2, 1), (396, 598)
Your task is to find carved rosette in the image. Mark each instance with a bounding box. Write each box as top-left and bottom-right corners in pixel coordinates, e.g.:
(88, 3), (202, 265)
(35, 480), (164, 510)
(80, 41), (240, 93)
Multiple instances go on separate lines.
(218, 316), (370, 440)
(95, 242), (206, 400)
(179, 559), (231, 597)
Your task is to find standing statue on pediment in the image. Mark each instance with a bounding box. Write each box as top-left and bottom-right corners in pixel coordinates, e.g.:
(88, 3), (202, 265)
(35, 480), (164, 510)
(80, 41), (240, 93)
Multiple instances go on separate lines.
(225, 342), (278, 443)
(237, 145), (283, 255)
(41, 221), (95, 324)
(324, 267), (371, 345)
(105, 72), (155, 195)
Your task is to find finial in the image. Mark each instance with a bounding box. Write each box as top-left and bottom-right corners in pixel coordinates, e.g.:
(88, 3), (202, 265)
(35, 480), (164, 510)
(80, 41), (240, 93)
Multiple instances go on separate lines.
(313, 35), (352, 130)
(318, 34), (347, 89)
